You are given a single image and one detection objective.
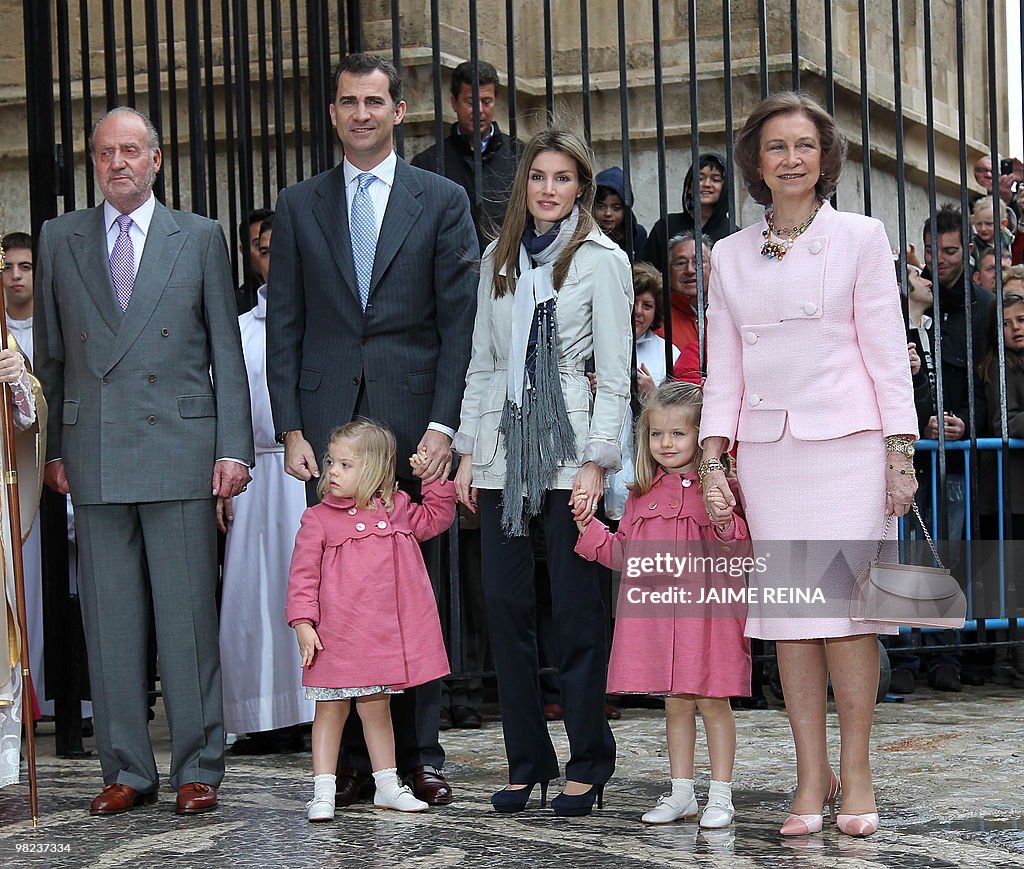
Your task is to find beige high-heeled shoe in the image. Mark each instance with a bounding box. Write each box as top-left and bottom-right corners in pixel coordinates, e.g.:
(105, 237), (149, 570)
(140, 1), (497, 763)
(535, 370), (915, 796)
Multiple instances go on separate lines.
(779, 769), (840, 836)
(836, 812), (879, 837)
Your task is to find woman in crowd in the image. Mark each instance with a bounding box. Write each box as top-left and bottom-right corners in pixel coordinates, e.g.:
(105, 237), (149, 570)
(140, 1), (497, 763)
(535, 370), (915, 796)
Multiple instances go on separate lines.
(697, 92), (918, 838)
(594, 167), (647, 258)
(979, 267), (1024, 540)
(454, 128), (633, 817)
(603, 262), (679, 518)
(644, 151), (732, 275)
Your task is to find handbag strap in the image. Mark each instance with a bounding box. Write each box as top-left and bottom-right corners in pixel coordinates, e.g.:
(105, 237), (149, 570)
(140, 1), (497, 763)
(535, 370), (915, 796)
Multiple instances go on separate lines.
(875, 501), (946, 570)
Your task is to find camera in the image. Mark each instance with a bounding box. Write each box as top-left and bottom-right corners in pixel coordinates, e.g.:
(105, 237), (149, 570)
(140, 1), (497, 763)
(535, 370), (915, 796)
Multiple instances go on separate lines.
(1001, 158), (1014, 176)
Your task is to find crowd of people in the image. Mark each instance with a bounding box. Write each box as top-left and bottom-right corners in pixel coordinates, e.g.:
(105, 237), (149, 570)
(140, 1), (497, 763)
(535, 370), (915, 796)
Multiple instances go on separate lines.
(3, 51), (1024, 840)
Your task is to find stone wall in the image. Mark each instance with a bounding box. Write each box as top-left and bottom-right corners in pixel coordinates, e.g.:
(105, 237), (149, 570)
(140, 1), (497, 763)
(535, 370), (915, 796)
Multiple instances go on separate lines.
(0, 0), (1010, 267)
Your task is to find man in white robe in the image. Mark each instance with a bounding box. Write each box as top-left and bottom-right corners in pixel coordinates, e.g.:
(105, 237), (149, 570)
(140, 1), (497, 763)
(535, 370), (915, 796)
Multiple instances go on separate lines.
(218, 217), (312, 752)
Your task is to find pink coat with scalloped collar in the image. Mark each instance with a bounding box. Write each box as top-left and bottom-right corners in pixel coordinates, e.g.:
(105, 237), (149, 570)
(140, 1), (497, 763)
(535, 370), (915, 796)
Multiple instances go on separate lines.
(575, 469), (752, 697)
(285, 478), (454, 690)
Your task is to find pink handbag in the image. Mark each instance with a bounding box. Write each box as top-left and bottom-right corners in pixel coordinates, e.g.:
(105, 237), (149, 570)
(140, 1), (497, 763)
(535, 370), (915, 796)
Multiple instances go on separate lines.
(851, 502), (967, 630)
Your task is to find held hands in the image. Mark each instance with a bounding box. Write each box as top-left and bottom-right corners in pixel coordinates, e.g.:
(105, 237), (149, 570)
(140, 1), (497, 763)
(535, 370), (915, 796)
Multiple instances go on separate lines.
(409, 449), (430, 478)
(284, 431), (320, 482)
(454, 453), (477, 512)
(570, 461), (605, 526)
(415, 430), (453, 484)
(705, 486), (735, 532)
(0, 349), (25, 384)
(294, 622), (323, 668)
(700, 466), (736, 530)
(885, 453), (918, 518)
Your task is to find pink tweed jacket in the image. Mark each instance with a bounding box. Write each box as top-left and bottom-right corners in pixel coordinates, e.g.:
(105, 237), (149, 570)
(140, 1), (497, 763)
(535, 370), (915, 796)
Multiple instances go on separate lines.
(699, 202), (919, 447)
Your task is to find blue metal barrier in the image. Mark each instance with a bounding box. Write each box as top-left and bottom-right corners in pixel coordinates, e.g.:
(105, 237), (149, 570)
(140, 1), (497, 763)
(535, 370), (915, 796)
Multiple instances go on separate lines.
(899, 438), (1024, 633)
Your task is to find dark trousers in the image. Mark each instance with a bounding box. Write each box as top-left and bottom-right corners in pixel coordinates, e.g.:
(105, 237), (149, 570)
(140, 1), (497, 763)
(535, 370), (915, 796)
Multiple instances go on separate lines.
(478, 489), (616, 785)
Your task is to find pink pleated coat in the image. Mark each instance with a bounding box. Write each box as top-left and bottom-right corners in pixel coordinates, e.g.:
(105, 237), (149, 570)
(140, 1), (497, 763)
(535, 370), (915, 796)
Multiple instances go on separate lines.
(575, 469), (752, 697)
(285, 478), (454, 690)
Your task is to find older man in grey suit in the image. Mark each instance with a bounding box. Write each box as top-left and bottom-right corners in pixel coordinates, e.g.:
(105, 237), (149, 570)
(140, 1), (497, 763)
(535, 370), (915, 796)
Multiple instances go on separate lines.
(267, 53), (478, 807)
(35, 107), (253, 816)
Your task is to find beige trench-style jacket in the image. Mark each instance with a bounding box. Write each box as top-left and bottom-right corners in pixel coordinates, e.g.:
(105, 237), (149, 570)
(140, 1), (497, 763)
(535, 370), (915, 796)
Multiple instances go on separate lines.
(455, 227), (634, 491)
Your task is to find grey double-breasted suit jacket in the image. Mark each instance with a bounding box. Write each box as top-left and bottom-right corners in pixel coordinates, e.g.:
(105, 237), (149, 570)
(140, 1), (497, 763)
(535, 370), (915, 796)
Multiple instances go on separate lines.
(266, 157), (479, 468)
(34, 201), (254, 504)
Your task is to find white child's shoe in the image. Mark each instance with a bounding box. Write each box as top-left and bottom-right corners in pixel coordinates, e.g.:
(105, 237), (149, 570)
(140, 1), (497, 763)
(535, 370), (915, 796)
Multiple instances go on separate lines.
(641, 778), (698, 825)
(699, 780), (735, 829)
(373, 768), (429, 813)
(306, 773), (336, 823)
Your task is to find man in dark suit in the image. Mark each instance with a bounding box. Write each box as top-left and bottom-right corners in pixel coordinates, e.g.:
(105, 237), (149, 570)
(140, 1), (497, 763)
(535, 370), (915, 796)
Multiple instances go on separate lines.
(35, 106), (254, 816)
(267, 53), (478, 806)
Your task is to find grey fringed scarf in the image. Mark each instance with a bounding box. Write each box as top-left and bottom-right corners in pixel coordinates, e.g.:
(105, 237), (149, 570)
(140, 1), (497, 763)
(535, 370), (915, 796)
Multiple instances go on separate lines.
(499, 206), (580, 536)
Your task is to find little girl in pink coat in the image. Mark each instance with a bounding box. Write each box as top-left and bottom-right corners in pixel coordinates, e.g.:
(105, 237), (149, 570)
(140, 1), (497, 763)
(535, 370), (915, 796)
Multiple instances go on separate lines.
(286, 419), (454, 822)
(575, 381), (751, 828)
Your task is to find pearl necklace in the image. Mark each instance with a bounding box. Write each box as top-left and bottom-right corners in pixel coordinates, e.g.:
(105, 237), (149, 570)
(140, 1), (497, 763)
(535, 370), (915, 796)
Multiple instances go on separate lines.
(760, 200), (823, 261)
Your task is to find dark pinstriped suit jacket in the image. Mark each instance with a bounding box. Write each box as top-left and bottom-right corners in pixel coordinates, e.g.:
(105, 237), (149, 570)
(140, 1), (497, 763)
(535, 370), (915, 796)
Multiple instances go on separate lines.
(266, 157), (479, 475)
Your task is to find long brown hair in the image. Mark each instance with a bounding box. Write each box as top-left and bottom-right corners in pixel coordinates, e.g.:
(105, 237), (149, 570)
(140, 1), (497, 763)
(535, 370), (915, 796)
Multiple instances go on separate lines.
(979, 269), (1024, 385)
(491, 128), (597, 298)
(316, 418), (399, 510)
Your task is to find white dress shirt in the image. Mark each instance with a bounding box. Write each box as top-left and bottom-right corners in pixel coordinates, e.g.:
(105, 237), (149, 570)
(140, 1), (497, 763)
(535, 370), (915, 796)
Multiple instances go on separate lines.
(343, 151), (396, 236)
(103, 194), (157, 274)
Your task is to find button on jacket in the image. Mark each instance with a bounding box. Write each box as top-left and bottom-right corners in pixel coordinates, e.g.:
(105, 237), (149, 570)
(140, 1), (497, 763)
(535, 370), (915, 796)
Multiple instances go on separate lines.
(700, 201), (918, 447)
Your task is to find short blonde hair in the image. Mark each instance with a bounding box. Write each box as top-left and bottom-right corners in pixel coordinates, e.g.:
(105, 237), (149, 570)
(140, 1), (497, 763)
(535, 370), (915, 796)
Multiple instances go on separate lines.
(316, 418), (399, 510)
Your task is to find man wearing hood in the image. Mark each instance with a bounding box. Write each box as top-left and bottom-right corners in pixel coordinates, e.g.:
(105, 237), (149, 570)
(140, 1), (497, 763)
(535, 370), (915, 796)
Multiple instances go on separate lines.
(643, 151), (732, 276)
(593, 166), (647, 258)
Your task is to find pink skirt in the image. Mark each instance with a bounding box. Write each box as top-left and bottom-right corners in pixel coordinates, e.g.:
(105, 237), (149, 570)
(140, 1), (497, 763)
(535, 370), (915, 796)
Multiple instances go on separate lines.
(737, 425), (898, 640)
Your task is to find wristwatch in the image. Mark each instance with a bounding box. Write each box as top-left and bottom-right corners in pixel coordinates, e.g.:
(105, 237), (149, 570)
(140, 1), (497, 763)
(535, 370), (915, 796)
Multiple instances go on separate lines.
(884, 435), (916, 457)
(697, 457), (726, 480)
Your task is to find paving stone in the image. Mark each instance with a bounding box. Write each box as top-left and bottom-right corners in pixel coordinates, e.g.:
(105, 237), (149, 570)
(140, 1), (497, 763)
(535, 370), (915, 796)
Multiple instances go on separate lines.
(1, 686), (1022, 868)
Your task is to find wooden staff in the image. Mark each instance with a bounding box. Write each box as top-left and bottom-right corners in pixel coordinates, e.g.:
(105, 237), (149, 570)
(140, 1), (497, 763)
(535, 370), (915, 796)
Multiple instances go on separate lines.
(0, 245), (38, 825)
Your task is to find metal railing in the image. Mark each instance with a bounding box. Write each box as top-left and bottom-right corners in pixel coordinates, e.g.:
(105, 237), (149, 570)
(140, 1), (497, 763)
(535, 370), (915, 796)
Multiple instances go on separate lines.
(18, 1), (1024, 681)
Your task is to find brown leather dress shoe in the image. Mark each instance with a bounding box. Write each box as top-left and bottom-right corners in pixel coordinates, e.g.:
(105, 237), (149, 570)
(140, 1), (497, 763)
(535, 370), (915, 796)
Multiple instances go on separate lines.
(90, 783), (157, 816)
(334, 767), (374, 807)
(403, 765), (454, 806)
(543, 703), (564, 721)
(604, 703), (622, 720)
(175, 782), (218, 814)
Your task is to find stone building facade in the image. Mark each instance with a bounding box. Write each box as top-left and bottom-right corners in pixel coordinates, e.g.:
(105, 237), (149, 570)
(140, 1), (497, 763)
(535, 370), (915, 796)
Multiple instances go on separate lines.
(0, 0), (1011, 262)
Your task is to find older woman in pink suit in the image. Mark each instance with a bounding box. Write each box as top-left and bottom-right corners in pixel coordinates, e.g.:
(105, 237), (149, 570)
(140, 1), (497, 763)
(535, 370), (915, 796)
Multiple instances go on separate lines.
(698, 92), (918, 839)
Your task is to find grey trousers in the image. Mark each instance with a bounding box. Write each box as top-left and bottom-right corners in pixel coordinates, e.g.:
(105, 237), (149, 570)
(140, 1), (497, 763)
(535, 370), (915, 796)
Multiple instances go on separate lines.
(75, 499), (223, 792)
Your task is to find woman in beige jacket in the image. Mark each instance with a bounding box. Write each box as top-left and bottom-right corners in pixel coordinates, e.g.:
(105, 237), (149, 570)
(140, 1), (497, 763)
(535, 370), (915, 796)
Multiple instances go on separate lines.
(454, 128), (633, 817)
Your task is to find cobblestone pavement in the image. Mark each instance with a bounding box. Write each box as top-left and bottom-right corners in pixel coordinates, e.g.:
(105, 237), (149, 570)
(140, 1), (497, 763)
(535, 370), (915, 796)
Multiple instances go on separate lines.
(1, 685), (1022, 868)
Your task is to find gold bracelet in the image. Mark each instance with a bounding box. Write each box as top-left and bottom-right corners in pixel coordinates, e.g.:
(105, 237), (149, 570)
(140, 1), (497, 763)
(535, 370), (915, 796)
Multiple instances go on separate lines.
(884, 435), (916, 457)
(697, 457), (726, 480)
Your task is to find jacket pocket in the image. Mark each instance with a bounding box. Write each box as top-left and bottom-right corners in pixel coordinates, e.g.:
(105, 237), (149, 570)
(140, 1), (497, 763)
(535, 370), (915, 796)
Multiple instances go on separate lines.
(62, 399), (79, 425)
(177, 394), (216, 419)
(470, 387), (506, 467)
(407, 369), (437, 396)
(299, 368), (322, 391)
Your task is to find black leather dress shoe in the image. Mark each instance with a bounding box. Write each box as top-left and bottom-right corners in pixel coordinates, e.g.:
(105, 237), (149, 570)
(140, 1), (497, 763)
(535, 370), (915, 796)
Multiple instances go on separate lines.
(403, 765), (454, 805)
(335, 767), (374, 807)
(450, 705), (482, 729)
